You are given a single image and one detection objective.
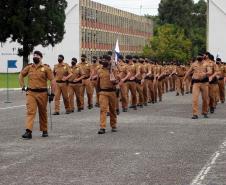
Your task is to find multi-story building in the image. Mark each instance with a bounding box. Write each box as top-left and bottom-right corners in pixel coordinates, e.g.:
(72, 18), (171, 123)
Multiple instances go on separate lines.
(0, 0), (153, 72)
(80, 0), (153, 58)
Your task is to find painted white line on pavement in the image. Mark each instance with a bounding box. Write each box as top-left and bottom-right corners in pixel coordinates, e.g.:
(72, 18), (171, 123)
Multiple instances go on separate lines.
(0, 88), (21, 91)
(190, 139), (226, 185)
(0, 105), (25, 110)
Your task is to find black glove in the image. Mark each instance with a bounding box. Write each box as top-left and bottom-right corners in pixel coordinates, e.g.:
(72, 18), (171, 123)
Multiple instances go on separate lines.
(48, 93), (55, 103)
(22, 86), (26, 92)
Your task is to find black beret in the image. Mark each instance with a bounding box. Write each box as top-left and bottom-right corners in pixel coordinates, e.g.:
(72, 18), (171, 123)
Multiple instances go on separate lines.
(81, 54), (87, 58)
(34, 50), (43, 58)
(58, 54), (64, 59)
(126, 55), (132, 60)
(72, 58), (77, 62)
(103, 55), (111, 61)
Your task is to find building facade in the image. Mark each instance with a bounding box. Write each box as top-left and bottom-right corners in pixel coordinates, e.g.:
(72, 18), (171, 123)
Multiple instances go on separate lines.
(0, 0), (153, 72)
(80, 0), (153, 58)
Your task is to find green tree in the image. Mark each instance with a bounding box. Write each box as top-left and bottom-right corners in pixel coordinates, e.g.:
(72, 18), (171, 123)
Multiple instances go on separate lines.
(0, 0), (67, 67)
(143, 24), (192, 63)
(158, 0), (194, 36)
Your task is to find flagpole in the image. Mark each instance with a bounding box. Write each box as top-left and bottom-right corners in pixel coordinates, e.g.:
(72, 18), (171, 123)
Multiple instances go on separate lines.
(5, 63), (11, 103)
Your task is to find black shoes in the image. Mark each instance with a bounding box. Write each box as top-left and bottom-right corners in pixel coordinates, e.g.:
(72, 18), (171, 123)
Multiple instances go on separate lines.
(77, 108), (82, 112)
(88, 104), (93, 109)
(210, 107), (214, 114)
(42, 131), (48, 137)
(22, 129), (32, 139)
(95, 103), (99, 107)
(176, 93), (179, 96)
(192, 115), (198, 119)
(116, 109), (120, 115)
(111, 128), (117, 132)
(144, 103), (148, 106)
(98, 128), (105, 134)
(65, 110), (71, 114)
(53, 112), (60, 115)
(106, 112), (110, 116)
(122, 108), (128, 112)
(203, 114), (208, 118)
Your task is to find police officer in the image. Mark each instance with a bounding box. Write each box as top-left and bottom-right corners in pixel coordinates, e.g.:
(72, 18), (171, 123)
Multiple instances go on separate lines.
(216, 58), (226, 103)
(79, 54), (94, 109)
(90, 56), (101, 107)
(19, 51), (56, 139)
(97, 55), (119, 134)
(184, 55), (212, 119)
(68, 58), (85, 112)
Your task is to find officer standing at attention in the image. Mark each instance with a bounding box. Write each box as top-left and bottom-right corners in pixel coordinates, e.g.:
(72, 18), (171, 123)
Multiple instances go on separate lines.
(97, 55), (119, 134)
(68, 58), (85, 112)
(184, 55), (212, 119)
(19, 51), (56, 139)
(79, 54), (94, 110)
(53, 54), (72, 115)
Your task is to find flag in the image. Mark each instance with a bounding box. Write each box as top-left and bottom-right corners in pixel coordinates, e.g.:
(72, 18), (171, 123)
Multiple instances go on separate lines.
(7, 60), (17, 68)
(114, 39), (120, 63)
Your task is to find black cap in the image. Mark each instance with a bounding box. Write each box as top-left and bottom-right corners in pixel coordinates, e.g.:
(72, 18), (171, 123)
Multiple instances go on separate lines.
(92, 56), (97, 60)
(118, 55), (124, 60)
(81, 54), (87, 58)
(72, 58), (77, 62)
(34, 50), (43, 58)
(58, 54), (64, 59)
(126, 55), (132, 60)
(103, 55), (111, 61)
(216, 58), (221, 62)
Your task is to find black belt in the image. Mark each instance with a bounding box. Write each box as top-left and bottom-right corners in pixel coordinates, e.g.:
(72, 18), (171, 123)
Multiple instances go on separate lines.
(27, 88), (48, 92)
(68, 80), (82, 84)
(125, 79), (136, 83)
(209, 77), (218, 84)
(83, 77), (90, 80)
(192, 77), (209, 84)
(56, 80), (66, 83)
(219, 77), (224, 80)
(100, 88), (116, 92)
(145, 76), (154, 80)
(135, 79), (142, 84)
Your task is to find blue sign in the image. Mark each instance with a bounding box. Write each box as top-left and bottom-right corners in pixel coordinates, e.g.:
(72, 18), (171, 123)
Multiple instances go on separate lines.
(7, 60), (17, 68)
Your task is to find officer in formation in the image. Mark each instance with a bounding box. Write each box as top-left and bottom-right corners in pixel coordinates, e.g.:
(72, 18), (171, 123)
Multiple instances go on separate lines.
(184, 52), (226, 119)
(20, 50), (226, 138)
(19, 51), (56, 139)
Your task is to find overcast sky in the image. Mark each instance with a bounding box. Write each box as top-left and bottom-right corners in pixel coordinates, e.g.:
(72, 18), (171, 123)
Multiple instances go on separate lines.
(93, 0), (200, 16)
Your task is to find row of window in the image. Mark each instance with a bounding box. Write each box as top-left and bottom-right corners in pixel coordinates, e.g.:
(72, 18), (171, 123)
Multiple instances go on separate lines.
(81, 29), (146, 48)
(80, 6), (152, 33)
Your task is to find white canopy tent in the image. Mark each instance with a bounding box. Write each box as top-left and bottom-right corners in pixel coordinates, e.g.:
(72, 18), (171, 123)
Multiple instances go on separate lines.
(208, 0), (226, 62)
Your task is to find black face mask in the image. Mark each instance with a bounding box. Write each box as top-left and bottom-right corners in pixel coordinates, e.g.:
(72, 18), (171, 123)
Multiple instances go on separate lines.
(33, 57), (40, 64)
(58, 58), (63, 63)
(102, 62), (109, 68)
(71, 62), (76, 66)
(81, 58), (85, 62)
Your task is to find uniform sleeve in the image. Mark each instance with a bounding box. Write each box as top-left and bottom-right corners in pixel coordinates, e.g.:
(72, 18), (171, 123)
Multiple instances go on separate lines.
(46, 67), (54, 81)
(20, 65), (30, 77)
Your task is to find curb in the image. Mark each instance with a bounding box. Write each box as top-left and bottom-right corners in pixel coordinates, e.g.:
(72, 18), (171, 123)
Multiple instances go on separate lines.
(0, 88), (21, 91)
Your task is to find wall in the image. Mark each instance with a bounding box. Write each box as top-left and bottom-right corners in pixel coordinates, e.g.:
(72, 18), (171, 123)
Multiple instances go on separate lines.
(208, 0), (226, 61)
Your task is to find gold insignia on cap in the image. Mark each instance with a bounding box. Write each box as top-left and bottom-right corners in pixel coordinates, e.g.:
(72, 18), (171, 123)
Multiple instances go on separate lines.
(41, 67), (45, 72)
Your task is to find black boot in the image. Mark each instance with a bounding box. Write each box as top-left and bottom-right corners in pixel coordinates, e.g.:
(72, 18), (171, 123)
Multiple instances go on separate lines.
(22, 129), (32, 139)
(42, 131), (48, 137)
(98, 128), (105, 134)
(116, 109), (120, 115)
(88, 104), (93, 109)
(210, 107), (214, 114)
(52, 112), (59, 115)
(176, 93), (179, 96)
(203, 114), (208, 118)
(192, 115), (198, 119)
(111, 127), (117, 132)
(122, 108), (128, 112)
